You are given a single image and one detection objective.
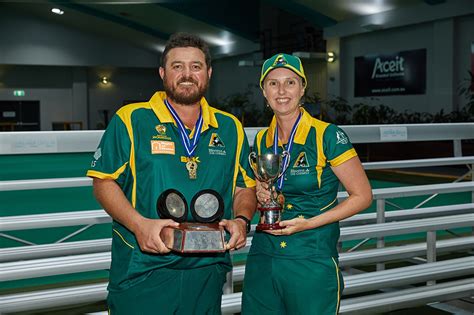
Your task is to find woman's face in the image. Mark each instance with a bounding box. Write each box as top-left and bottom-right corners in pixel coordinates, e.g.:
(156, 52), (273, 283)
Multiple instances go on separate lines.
(262, 68), (305, 117)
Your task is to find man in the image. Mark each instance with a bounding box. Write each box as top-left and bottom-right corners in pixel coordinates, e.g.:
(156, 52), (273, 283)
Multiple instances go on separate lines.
(87, 33), (256, 315)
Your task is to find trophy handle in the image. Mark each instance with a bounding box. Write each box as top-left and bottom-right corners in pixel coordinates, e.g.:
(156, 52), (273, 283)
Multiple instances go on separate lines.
(276, 150), (291, 180)
(248, 152), (262, 181)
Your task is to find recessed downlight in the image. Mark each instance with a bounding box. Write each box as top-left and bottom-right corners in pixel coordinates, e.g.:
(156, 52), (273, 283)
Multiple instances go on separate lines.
(51, 8), (64, 15)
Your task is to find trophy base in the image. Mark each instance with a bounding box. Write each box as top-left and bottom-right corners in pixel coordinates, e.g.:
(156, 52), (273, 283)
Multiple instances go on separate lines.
(256, 222), (282, 231)
(256, 205), (283, 231)
(160, 223), (226, 253)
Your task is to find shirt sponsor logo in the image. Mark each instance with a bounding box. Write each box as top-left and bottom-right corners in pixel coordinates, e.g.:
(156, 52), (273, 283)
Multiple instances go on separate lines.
(151, 140), (175, 155)
(336, 130), (348, 144)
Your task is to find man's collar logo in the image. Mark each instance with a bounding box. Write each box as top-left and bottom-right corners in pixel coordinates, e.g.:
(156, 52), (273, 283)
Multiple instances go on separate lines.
(336, 131), (348, 145)
(293, 152), (309, 168)
(209, 133), (225, 147)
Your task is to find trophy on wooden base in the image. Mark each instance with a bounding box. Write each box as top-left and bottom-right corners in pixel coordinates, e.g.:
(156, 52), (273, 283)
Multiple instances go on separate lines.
(157, 189), (226, 253)
(248, 152), (290, 231)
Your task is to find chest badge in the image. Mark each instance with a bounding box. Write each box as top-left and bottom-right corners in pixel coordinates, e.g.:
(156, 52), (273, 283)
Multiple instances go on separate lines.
(209, 133), (225, 147)
(293, 152), (309, 168)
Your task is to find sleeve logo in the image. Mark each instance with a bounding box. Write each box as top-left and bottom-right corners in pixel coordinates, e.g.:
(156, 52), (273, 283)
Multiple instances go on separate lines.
(336, 130), (348, 144)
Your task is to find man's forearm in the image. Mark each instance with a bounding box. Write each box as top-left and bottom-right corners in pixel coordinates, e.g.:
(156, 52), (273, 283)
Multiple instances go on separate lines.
(233, 186), (257, 220)
(93, 178), (144, 234)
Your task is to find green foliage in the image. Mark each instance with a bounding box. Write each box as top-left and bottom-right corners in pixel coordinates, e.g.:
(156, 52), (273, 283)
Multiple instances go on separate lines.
(215, 70), (474, 126)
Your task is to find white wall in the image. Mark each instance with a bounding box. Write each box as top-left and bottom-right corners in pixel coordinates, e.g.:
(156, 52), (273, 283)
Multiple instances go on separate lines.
(0, 7), (161, 130)
(0, 7), (158, 68)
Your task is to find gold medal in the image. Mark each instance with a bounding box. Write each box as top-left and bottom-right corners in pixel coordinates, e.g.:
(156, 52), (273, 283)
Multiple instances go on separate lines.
(186, 159), (198, 179)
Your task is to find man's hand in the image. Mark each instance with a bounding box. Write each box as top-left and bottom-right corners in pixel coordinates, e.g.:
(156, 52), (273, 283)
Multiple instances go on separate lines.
(133, 217), (179, 254)
(219, 218), (247, 250)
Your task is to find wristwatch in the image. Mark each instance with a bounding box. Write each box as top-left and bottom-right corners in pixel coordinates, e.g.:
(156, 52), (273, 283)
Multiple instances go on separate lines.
(235, 215), (251, 233)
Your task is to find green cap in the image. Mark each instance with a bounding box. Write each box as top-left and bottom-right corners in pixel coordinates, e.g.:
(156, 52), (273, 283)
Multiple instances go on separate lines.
(259, 53), (307, 89)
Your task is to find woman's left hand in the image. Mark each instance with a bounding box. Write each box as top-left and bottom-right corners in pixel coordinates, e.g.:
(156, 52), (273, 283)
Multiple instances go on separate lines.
(264, 218), (310, 236)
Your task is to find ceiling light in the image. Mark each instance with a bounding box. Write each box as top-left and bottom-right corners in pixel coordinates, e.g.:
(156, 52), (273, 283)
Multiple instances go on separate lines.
(101, 76), (109, 85)
(51, 8), (64, 15)
(327, 52), (336, 63)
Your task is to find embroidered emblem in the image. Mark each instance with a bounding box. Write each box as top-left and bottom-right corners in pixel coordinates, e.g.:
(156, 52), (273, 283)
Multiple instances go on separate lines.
(156, 125), (166, 135)
(336, 130), (348, 144)
(151, 140), (175, 155)
(280, 241), (287, 248)
(153, 125), (171, 140)
(293, 152), (309, 168)
(274, 55), (287, 66)
(93, 148), (102, 160)
(298, 215), (305, 219)
(209, 133), (225, 147)
(287, 204), (293, 210)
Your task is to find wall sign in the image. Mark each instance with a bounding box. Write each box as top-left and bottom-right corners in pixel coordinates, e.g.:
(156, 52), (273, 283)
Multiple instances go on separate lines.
(355, 49), (426, 97)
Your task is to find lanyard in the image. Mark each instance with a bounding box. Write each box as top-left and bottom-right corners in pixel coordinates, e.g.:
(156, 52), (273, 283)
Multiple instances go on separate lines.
(164, 99), (203, 157)
(273, 111), (302, 190)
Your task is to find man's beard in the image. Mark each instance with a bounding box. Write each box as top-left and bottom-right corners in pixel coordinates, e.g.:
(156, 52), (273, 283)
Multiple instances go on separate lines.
(163, 76), (209, 105)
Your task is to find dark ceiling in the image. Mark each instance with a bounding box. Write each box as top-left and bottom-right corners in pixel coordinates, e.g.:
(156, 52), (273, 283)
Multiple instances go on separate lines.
(1, 0), (439, 59)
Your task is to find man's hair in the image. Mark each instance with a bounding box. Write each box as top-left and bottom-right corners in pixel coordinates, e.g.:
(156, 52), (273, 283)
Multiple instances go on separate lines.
(160, 33), (211, 68)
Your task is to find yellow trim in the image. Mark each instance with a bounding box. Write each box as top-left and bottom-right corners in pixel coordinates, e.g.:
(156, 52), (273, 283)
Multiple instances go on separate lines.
(226, 114), (245, 195)
(331, 257), (341, 315)
(117, 104), (148, 208)
(329, 148), (358, 167)
(320, 197), (337, 212)
(255, 128), (266, 154)
(314, 118), (330, 189)
(86, 162), (128, 180)
(239, 165), (256, 188)
(113, 228), (134, 249)
(265, 108), (312, 148)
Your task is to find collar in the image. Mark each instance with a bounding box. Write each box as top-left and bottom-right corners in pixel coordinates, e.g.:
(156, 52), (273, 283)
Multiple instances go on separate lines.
(265, 107), (312, 148)
(149, 91), (219, 132)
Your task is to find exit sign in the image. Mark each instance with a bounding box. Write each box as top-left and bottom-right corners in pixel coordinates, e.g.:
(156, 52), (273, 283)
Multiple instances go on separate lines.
(13, 90), (25, 97)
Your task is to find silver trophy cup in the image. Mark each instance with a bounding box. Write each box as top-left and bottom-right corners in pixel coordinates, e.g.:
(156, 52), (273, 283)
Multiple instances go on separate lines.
(249, 152), (290, 230)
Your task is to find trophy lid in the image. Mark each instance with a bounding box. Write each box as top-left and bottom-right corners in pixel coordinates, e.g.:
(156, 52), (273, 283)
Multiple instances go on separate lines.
(156, 189), (188, 223)
(190, 189), (224, 223)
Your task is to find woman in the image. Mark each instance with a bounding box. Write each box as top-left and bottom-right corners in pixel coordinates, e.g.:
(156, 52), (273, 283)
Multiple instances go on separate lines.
(242, 53), (373, 315)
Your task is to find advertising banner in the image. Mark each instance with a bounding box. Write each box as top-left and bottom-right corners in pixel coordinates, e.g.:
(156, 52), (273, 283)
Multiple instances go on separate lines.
(355, 49), (426, 97)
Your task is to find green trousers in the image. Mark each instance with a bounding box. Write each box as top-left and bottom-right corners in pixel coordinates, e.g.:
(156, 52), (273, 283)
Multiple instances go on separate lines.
(107, 264), (228, 315)
(242, 253), (343, 315)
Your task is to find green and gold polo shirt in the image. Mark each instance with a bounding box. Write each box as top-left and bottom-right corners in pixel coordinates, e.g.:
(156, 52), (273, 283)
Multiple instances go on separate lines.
(250, 108), (357, 259)
(87, 91), (255, 291)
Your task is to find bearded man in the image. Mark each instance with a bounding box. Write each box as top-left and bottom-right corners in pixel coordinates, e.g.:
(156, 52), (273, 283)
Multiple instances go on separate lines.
(87, 33), (256, 315)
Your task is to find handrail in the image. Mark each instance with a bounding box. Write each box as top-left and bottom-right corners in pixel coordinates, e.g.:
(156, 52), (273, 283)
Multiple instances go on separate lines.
(1, 171), (473, 194)
(0, 123), (472, 155)
(4, 236), (473, 281)
(1, 257), (472, 314)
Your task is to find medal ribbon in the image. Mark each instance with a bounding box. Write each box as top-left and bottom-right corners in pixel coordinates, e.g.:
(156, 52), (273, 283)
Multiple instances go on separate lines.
(273, 111), (302, 190)
(164, 99), (203, 157)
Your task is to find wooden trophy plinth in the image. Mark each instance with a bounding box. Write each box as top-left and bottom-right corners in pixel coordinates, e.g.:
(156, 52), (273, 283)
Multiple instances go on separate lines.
(160, 222), (226, 253)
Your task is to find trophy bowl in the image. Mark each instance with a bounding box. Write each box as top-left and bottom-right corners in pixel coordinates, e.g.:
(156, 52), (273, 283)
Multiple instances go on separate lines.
(249, 152), (289, 231)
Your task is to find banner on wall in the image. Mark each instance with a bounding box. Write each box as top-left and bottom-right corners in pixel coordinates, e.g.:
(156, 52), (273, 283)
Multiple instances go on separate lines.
(354, 49), (426, 97)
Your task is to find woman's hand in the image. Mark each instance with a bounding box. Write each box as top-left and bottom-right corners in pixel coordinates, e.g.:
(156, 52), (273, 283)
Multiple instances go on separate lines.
(256, 180), (272, 205)
(264, 217), (310, 236)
